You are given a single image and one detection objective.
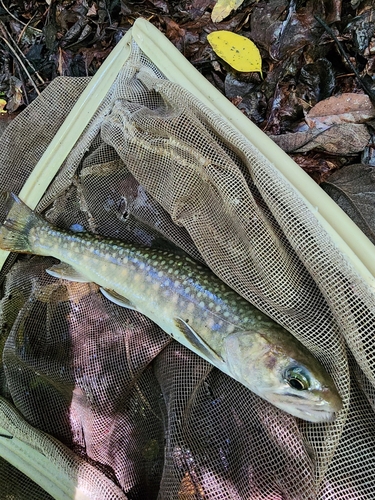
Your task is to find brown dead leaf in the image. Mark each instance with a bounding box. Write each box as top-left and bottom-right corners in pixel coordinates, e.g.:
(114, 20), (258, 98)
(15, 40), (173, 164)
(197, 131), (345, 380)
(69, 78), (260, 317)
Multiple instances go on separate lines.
(306, 93), (375, 129)
(6, 76), (23, 113)
(0, 113), (16, 136)
(290, 153), (340, 183)
(87, 3), (98, 16)
(322, 163), (375, 245)
(250, 0), (320, 62)
(80, 46), (112, 70)
(345, 9), (375, 55)
(324, 0), (341, 24)
(165, 18), (186, 51)
(149, 0), (169, 13)
(270, 123), (371, 155)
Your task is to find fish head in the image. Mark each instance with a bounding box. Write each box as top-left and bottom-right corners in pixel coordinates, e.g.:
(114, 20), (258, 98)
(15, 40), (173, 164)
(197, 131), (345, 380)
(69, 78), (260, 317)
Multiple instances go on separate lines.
(223, 326), (342, 423)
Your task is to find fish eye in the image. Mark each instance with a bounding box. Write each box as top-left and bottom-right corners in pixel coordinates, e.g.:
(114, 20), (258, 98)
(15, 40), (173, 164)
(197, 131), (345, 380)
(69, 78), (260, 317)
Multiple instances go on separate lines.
(285, 367), (310, 391)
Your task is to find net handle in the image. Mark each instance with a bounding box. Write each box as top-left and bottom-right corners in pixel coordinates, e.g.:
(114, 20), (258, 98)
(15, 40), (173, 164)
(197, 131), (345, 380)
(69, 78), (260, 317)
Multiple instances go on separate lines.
(0, 397), (127, 499)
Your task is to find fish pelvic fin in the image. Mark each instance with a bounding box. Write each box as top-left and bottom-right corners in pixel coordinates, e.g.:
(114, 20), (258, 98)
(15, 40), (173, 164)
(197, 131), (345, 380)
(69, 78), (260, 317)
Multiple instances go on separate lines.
(100, 287), (138, 311)
(174, 317), (225, 365)
(0, 193), (46, 253)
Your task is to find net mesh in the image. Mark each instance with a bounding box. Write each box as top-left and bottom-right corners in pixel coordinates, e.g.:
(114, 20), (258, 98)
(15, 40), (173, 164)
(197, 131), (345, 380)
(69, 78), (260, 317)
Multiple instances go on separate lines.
(0, 456), (54, 500)
(0, 39), (374, 499)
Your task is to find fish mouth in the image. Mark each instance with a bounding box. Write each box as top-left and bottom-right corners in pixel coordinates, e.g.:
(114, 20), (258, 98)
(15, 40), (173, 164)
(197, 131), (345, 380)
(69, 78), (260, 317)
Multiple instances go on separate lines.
(266, 392), (342, 423)
(275, 401), (339, 423)
(292, 407), (338, 423)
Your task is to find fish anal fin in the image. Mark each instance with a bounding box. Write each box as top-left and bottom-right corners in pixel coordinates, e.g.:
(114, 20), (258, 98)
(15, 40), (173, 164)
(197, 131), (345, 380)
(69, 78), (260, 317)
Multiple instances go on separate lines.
(174, 317), (224, 364)
(100, 287), (138, 311)
(46, 263), (90, 283)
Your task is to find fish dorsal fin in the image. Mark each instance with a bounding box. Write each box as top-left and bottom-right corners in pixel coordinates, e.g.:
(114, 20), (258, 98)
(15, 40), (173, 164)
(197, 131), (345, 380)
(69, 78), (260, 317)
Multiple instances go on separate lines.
(174, 317), (224, 365)
(100, 287), (138, 311)
(46, 262), (90, 282)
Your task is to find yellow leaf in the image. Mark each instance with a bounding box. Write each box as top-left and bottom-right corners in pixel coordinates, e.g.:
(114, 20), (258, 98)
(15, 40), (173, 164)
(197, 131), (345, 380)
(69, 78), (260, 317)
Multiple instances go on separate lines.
(0, 99), (7, 114)
(211, 0), (245, 23)
(207, 31), (263, 76)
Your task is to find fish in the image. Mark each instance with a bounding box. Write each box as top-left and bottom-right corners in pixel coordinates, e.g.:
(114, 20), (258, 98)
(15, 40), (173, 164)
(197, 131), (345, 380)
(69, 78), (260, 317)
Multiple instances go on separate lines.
(0, 193), (342, 422)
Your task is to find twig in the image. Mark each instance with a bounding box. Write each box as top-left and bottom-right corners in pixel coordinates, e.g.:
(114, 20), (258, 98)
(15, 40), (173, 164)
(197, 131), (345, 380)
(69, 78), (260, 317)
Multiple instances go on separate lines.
(17, 14), (45, 84)
(315, 15), (375, 105)
(0, 36), (40, 95)
(0, 20), (45, 86)
(18, 16), (35, 42)
(0, 0), (42, 32)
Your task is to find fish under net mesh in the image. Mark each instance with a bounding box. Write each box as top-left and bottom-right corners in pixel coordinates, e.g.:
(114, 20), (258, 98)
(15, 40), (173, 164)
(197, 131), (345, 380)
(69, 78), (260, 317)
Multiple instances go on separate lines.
(0, 37), (374, 499)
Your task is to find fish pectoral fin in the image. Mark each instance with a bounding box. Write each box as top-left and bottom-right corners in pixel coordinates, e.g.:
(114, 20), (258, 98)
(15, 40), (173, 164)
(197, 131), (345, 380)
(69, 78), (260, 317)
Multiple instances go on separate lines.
(100, 287), (138, 311)
(46, 263), (90, 283)
(174, 317), (224, 365)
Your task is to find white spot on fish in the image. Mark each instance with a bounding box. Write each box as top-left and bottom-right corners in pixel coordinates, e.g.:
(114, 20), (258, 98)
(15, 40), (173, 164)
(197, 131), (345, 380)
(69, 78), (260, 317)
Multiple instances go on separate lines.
(174, 281), (180, 288)
(185, 287), (190, 294)
(139, 263), (145, 270)
(133, 274), (141, 283)
(158, 271), (163, 278)
(215, 305), (221, 312)
(199, 301), (205, 308)
(164, 279), (170, 287)
(223, 311), (230, 318)
(226, 324), (235, 334)
(207, 318), (215, 328)
(187, 302), (195, 313)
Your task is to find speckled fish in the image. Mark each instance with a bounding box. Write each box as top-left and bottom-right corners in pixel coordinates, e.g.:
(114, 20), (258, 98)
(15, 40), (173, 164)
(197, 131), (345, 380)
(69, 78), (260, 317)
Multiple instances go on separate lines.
(0, 193), (342, 422)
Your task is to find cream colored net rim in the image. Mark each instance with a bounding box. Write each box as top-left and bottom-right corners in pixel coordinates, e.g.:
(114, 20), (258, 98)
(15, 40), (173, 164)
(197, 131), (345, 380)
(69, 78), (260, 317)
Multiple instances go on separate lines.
(0, 397), (127, 499)
(0, 18), (373, 287)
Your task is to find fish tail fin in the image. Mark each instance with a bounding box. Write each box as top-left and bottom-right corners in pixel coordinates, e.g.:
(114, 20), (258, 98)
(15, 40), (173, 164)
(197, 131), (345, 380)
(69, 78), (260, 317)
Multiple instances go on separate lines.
(0, 193), (46, 253)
